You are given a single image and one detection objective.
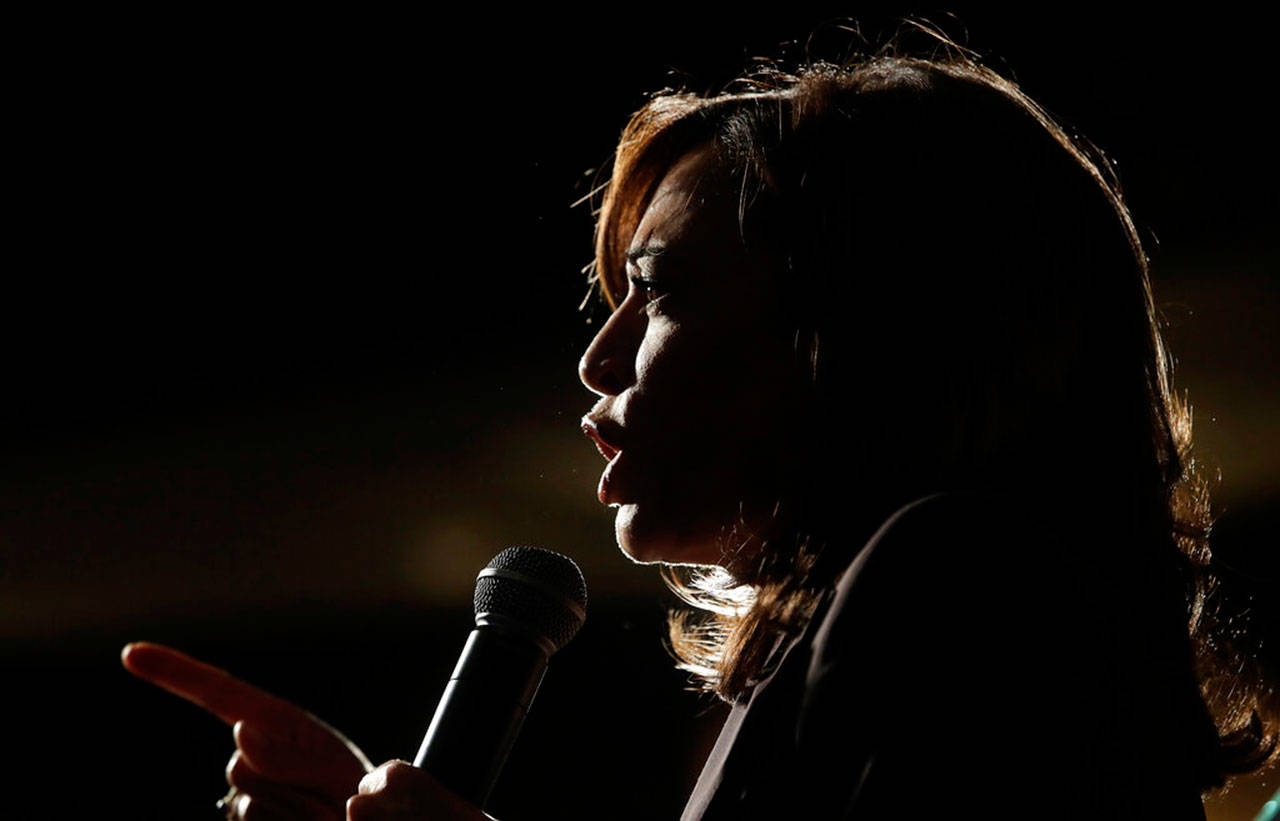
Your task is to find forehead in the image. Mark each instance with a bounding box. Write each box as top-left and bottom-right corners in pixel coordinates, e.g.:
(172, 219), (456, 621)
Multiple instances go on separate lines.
(628, 144), (738, 260)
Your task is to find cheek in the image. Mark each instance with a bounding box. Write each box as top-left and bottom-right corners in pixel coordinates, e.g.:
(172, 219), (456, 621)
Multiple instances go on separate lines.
(636, 318), (757, 407)
(632, 319), (682, 384)
(648, 360), (792, 493)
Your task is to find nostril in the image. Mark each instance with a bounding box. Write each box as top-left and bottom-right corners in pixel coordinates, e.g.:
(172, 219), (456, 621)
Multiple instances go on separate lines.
(580, 351), (630, 397)
(598, 365), (625, 396)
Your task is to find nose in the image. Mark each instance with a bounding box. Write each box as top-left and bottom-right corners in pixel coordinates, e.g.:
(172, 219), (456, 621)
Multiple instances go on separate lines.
(578, 302), (639, 397)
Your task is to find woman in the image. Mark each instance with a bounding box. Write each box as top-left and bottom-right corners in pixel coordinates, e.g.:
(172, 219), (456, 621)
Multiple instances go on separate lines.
(123, 33), (1277, 819)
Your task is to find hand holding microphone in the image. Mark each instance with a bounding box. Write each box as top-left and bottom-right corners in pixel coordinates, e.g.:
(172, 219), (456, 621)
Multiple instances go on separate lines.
(349, 546), (587, 820)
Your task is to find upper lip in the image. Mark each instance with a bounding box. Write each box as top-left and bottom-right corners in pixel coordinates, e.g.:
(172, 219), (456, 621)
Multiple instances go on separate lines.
(582, 415), (624, 461)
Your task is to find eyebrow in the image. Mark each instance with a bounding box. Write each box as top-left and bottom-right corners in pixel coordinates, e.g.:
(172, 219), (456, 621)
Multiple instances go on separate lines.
(625, 243), (696, 271)
(625, 244), (667, 266)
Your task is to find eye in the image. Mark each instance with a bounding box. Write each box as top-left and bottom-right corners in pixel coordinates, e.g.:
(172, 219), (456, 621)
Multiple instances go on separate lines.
(629, 276), (668, 311)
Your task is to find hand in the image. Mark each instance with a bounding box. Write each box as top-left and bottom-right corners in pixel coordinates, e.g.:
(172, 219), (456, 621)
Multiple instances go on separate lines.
(347, 761), (494, 821)
(122, 641), (373, 819)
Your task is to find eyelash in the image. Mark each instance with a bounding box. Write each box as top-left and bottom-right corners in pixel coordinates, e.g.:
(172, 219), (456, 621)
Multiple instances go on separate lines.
(629, 276), (667, 310)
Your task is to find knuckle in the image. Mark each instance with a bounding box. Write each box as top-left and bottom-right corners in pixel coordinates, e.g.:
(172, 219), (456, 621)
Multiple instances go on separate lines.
(380, 760), (415, 786)
(357, 768), (383, 795)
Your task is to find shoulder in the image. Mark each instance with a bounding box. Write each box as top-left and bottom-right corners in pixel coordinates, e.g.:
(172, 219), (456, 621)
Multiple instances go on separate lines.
(810, 490), (1085, 672)
(795, 489), (1106, 752)
(791, 493), (1078, 796)
(784, 492), (1207, 818)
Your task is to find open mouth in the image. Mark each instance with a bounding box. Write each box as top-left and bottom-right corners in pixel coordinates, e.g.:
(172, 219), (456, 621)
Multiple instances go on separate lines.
(581, 418), (622, 461)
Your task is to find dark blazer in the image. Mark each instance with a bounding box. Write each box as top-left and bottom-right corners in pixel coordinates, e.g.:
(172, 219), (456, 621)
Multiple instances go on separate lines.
(681, 492), (1212, 819)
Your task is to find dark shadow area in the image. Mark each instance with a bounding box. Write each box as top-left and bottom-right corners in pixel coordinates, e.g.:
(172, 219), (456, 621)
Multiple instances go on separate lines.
(4, 6), (1276, 818)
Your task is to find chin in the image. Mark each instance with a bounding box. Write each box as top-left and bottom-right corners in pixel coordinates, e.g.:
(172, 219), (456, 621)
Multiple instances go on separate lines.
(614, 503), (723, 566)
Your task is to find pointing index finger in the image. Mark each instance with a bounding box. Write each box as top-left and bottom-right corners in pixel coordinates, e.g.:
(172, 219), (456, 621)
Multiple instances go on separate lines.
(121, 641), (305, 729)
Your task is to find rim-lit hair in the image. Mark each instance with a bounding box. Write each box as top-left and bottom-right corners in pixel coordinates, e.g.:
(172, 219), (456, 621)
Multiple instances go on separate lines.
(584, 28), (1276, 793)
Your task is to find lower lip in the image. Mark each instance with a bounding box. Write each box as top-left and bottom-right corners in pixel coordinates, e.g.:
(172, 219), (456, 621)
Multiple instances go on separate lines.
(597, 451), (625, 505)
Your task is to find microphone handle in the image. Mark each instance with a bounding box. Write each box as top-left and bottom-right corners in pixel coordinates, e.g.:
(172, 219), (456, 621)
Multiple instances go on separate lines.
(413, 627), (549, 807)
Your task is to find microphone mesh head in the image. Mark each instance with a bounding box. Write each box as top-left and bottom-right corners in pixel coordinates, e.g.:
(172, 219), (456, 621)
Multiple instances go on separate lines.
(473, 546), (587, 653)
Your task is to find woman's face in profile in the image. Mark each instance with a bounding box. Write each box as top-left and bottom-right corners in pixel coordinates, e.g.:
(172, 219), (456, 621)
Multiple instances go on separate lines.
(580, 144), (794, 569)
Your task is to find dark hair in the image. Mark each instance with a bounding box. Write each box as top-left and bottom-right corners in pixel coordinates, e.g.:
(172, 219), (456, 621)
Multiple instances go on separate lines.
(584, 26), (1276, 794)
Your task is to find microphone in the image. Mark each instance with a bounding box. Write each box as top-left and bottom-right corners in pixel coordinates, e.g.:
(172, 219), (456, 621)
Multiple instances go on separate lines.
(413, 546), (588, 808)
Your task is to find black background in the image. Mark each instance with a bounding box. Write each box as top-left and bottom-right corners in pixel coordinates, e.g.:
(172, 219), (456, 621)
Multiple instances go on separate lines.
(5, 5), (1277, 818)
